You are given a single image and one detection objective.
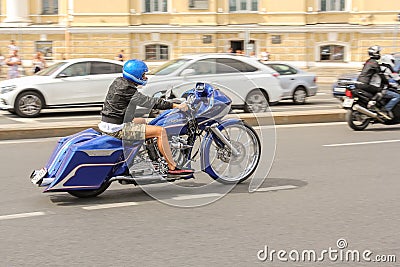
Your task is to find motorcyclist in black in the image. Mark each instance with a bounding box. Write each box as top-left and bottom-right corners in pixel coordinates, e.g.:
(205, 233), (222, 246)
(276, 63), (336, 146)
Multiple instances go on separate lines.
(357, 45), (398, 119)
(357, 45), (382, 94)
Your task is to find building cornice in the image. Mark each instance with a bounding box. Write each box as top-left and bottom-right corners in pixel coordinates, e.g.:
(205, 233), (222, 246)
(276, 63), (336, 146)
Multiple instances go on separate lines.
(0, 24), (397, 34)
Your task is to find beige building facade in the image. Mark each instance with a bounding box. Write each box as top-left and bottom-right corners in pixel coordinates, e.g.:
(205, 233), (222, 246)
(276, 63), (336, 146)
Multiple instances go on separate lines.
(0, 0), (399, 67)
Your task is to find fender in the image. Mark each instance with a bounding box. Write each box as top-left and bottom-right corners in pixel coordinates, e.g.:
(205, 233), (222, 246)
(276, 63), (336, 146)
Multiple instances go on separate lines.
(200, 118), (244, 179)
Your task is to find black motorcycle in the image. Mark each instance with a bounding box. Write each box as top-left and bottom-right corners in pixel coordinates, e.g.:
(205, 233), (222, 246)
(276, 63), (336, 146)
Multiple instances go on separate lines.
(342, 81), (400, 131)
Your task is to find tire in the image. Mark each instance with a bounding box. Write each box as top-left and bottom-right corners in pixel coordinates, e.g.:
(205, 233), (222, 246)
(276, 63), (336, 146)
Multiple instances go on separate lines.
(293, 87), (307, 104)
(204, 122), (261, 184)
(346, 109), (370, 131)
(244, 90), (269, 113)
(67, 181), (111, 198)
(14, 91), (44, 118)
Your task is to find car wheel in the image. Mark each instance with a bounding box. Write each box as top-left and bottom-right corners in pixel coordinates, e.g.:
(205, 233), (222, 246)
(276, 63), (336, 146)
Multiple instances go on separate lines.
(14, 91), (44, 118)
(244, 90), (269, 113)
(293, 87), (307, 104)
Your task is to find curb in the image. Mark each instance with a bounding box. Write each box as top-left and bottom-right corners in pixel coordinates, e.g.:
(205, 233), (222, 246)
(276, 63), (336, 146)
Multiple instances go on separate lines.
(0, 109), (346, 140)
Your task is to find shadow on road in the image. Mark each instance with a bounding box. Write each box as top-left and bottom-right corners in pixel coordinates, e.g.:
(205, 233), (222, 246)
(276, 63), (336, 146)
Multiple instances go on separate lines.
(48, 177), (308, 207)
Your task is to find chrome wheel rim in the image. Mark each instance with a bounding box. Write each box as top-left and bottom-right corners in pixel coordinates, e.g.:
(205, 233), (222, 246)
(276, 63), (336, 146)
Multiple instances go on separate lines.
(208, 124), (260, 182)
(294, 89), (306, 103)
(247, 93), (268, 113)
(18, 94), (42, 116)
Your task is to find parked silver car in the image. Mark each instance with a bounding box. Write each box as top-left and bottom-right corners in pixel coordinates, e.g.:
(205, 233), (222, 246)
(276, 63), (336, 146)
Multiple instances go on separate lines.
(141, 54), (283, 113)
(263, 62), (318, 104)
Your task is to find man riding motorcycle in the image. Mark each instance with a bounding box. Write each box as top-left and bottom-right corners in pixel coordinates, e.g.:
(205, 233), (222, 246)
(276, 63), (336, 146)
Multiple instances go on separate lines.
(98, 59), (194, 176)
(357, 46), (400, 119)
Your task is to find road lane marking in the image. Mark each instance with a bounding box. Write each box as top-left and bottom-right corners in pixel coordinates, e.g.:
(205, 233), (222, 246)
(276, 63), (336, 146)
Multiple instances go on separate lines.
(82, 202), (139, 210)
(324, 139), (400, 147)
(271, 104), (338, 110)
(254, 122), (346, 130)
(255, 185), (298, 192)
(0, 211), (46, 221)
(8, 118), (40, 123)
(172, 193), (223, 200)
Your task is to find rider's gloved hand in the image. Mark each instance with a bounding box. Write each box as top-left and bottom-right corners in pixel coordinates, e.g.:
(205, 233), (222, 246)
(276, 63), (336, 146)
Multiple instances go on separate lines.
(173, 102), (189, 112)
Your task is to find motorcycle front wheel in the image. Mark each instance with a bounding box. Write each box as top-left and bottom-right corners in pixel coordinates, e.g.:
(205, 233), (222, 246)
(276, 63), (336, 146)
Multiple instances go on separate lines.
(346, 109), (370, 131)
(204, 122), (261, 184)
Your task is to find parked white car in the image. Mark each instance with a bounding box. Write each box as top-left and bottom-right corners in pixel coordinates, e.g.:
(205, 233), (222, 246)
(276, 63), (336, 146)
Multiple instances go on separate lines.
(141, 54), (283, 113)
(0, 58), (124, 117)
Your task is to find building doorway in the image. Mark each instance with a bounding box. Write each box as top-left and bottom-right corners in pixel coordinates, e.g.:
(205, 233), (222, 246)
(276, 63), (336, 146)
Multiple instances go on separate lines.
(230, 40), (255, 55)
(230, 41), (244, 54)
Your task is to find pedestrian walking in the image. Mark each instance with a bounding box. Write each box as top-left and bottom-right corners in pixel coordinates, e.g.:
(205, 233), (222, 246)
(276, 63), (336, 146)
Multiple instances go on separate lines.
(5, 49), (21, 79)
(7, 40), (19, 54)
(32, 51), (47, 74)
(115, 49), (126, 62)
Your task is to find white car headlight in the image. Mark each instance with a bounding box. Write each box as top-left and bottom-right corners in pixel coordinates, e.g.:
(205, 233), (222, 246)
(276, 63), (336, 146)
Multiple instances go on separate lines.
(1, 85), (17, 94)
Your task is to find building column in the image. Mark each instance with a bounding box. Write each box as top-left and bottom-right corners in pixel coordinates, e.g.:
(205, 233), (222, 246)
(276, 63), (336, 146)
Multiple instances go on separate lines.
(3, 0), (31, 25)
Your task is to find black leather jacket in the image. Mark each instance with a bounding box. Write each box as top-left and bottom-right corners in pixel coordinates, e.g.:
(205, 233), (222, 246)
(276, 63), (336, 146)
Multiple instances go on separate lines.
(357, 58), (381, 84)
(101, 77), (173, 124)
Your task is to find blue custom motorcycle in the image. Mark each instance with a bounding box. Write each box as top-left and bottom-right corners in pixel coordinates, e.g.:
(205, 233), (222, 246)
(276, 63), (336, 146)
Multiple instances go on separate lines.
(30, 83), (261, 198)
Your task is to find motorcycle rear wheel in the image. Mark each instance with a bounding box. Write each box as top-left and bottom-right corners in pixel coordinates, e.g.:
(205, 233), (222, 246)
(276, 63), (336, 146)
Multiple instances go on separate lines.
(67, 181), (111, 198)
(346, 109), (370, 131)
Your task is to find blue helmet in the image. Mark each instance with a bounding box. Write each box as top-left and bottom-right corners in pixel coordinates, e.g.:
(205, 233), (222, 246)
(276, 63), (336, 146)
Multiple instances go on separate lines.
(122, 59), (149, 85)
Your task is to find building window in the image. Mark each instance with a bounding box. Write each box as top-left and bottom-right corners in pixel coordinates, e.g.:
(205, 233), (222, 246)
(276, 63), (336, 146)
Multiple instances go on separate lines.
(320, 45), (344, 61)
(145, 44), (169, 61)
(229, 0), (258, 12)
(320, 0), (345, 12)
(42, 0), (58, 15)
(144, 0), (167, 13)
(189, 0), (208, 9)
(271, 35), (282, 44)
(202, 35), (212, 44)
(35, 41), (53, 58)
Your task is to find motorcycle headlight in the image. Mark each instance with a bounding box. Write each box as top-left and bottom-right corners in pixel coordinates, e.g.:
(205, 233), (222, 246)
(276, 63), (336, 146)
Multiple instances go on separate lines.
(1, 85), (17, 94)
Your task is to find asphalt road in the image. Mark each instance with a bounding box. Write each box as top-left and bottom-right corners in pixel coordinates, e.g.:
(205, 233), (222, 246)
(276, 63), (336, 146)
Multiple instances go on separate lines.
(0, 85), (339, 126)
(0, 122), (399, 266)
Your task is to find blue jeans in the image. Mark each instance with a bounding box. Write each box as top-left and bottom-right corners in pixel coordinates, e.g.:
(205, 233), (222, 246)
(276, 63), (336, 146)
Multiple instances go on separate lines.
(384, 90), (400, 111)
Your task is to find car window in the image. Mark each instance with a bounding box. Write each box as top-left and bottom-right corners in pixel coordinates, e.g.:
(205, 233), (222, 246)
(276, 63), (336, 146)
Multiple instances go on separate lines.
(187, 59), (216, 75)
(216, 58), (258, 73)
(267, 64), (297, 75)
(90, 62), (122, 75)
(59, 62), (89, 77)
(36, 62), (67, 76)
(151, 59), (190, 75)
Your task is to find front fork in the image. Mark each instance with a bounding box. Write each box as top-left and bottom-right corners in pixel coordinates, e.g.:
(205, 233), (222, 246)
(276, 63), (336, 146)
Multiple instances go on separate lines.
(208, 123), (240, 157)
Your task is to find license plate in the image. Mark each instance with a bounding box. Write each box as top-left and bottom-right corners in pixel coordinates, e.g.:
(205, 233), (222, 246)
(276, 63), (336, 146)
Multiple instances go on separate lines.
(334, 87), (346, 93)
(342, 98), (354, 108)
(30, 168), (47, 185)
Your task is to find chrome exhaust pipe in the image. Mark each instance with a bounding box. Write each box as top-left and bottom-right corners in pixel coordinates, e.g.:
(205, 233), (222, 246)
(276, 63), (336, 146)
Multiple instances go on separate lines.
(353, 104), (384, 122)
